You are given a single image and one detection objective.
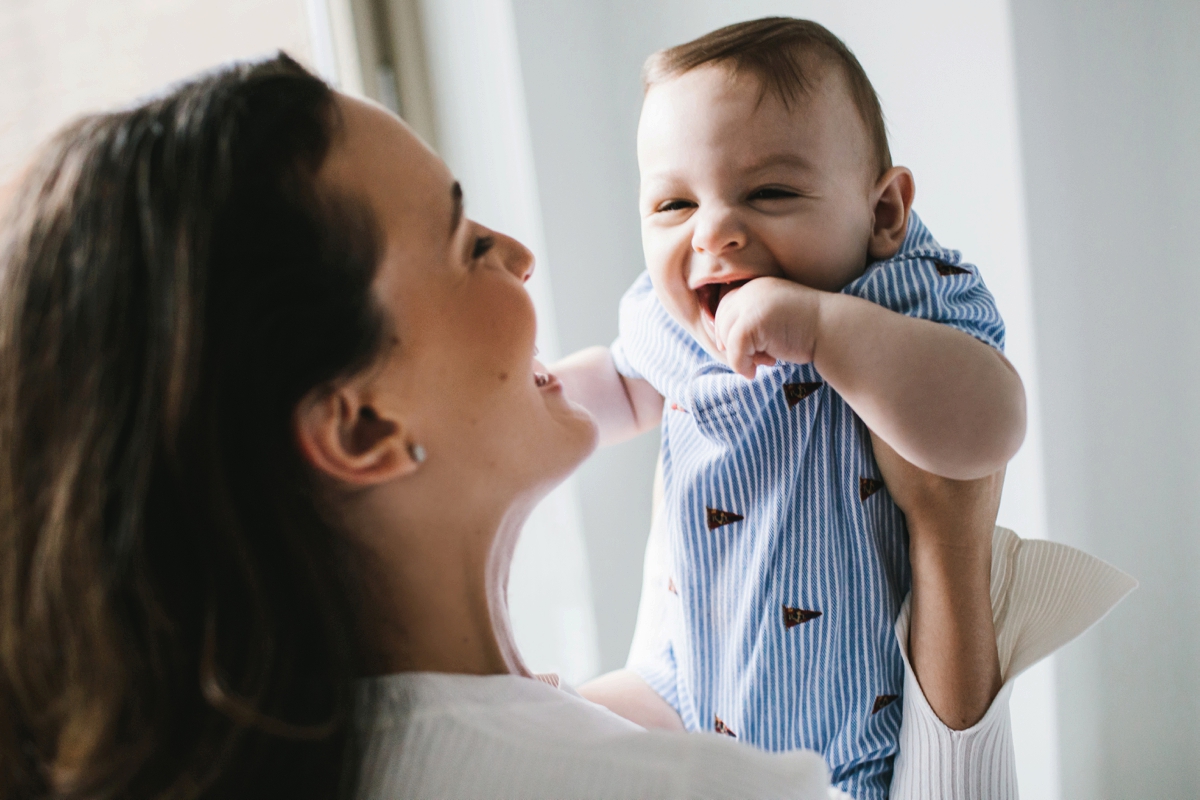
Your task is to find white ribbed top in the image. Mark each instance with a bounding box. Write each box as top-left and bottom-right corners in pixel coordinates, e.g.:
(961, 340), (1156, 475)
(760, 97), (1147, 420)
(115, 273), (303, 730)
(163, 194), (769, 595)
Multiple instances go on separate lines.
(889, 527), (1137, 799)
(353, 527), (1134, 799)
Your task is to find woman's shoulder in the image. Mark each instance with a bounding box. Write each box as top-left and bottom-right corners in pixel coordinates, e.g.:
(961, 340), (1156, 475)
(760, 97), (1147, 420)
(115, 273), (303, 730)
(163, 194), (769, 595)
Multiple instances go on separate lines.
(354, 672), (830, 800)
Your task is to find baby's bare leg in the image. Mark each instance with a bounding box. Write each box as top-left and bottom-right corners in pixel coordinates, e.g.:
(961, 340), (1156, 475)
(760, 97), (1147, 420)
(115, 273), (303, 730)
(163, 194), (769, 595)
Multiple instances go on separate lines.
(871, 433), (1003, 730)
(578, 669), (685, 732)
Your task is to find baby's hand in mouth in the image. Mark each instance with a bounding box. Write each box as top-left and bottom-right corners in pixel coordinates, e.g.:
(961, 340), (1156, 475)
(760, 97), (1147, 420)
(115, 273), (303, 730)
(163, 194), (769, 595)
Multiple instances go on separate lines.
(711, 277), (823, 379)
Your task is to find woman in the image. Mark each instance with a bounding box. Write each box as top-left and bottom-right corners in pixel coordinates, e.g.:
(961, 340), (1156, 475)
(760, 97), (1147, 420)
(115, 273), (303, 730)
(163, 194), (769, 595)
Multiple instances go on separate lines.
(0, 55), (1129, 799)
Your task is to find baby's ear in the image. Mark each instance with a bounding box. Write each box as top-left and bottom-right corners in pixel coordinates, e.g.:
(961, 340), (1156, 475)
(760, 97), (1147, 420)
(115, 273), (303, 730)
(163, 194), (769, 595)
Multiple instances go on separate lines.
(868, 167), (915, 260)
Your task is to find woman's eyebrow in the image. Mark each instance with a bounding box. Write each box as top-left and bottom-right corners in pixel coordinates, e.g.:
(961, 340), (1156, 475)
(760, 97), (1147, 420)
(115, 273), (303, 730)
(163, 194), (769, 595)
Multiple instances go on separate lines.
(449, 181), (464, 237)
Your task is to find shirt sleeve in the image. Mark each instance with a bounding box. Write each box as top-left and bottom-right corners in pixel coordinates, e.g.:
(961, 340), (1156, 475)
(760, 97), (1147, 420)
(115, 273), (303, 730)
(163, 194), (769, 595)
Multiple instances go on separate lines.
(841, 254), (1006, 352)
(609, 337), (644, 382)
(889, 526), (1136, 799)
(609, 272), (653, 381)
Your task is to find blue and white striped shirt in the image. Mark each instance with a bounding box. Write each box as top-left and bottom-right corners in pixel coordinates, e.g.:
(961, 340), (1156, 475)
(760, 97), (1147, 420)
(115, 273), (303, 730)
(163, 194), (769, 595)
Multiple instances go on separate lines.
(612, 213), (1005, 799)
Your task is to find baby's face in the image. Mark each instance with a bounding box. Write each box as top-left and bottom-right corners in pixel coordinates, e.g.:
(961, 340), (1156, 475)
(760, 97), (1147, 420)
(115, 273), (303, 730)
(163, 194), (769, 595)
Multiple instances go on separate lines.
(638, 64), (878, 356)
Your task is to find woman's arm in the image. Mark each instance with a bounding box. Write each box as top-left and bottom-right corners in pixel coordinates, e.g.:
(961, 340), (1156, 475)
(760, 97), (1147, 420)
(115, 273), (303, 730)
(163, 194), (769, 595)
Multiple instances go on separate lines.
(871, 433), (1002, 729)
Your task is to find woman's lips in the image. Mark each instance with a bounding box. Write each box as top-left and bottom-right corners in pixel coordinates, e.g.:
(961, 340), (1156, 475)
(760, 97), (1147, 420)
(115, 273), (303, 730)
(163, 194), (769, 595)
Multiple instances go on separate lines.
(532, 358), (562, 391)
(535, 372), (562, 393)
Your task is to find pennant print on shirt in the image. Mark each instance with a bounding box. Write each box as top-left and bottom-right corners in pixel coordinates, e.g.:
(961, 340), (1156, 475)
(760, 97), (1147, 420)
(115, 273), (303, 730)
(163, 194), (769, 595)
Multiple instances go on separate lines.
(872, 694), (899, 714)
(705, 507), (744, 530)
(783, 381), (823, 407)
(782, 606), (822, 629)
(859, 478), (884, 501)
(936, 262), (970, 276)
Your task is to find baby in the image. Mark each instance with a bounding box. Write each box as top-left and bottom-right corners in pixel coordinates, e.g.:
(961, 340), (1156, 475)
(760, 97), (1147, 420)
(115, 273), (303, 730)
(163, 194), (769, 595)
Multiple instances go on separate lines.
(555, 18), (1025, 799)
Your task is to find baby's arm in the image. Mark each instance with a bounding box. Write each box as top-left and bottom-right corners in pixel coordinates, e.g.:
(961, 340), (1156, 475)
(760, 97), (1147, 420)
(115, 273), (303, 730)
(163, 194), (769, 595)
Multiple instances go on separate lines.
(577, 668), (685, 731)
(553, 346), (664, 446)
(714, 278), (1025, 480)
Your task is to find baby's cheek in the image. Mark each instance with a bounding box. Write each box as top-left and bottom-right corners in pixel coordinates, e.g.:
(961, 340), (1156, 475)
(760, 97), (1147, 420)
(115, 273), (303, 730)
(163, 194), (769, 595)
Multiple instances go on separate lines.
(777, 242), (856, 292)
(643, 236), (704, 331)
(643, 250), (673, 289)
(653, 281), (694, 327)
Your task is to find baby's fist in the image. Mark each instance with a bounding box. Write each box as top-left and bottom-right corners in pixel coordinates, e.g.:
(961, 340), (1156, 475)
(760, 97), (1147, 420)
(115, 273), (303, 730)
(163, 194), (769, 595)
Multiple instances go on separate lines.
(712, 277), (823, 379)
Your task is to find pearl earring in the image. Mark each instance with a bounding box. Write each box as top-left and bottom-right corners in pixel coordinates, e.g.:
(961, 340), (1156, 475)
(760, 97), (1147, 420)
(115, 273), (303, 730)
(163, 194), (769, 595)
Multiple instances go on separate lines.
(407, 443), (427, 464)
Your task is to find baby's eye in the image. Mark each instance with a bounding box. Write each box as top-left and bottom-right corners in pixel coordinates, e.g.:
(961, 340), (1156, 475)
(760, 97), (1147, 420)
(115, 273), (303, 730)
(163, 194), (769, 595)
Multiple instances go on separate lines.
(472, 235), (495, 259)
(655, 199), (697, 213)
(747, 187), (800, 201)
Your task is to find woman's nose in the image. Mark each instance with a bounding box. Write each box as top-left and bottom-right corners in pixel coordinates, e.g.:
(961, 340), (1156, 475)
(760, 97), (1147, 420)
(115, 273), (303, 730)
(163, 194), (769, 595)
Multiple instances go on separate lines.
(691, 205), (747, 256)
(497, 231), (535, 282)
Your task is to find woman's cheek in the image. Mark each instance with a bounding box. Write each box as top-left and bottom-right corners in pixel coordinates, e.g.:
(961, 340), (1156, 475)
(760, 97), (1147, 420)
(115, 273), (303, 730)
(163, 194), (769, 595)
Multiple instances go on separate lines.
(483, 281), (537, 370)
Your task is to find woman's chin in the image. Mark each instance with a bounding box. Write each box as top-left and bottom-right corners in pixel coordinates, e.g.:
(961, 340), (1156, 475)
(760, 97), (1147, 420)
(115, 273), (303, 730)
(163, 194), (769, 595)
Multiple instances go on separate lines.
(533, 405), (599, 486)
(570, 397), (601, 443)
(539, 382), (599, 445)
(557, 401), (600, 464)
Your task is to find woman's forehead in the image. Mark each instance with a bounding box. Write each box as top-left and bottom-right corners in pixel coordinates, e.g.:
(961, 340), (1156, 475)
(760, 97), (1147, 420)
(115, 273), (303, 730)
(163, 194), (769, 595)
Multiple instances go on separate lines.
(326, 94), (456, 250)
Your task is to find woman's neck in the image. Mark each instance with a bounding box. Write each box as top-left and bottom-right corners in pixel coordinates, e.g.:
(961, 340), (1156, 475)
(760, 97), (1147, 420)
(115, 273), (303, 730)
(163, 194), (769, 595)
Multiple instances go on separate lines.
(348, 492), (531, 679)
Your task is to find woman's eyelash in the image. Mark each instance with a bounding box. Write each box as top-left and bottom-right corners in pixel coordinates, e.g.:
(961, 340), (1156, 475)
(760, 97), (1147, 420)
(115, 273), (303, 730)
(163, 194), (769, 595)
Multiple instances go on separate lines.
(472, 235), (495, 259)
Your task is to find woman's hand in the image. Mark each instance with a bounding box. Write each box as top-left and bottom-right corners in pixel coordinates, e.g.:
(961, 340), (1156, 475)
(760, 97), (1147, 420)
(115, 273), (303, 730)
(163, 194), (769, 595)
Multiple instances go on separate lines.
(871, 432), (1004, 730)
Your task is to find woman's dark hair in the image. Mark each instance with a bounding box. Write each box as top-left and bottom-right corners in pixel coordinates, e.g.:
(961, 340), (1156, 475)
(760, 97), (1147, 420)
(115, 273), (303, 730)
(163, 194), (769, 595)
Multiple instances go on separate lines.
(0, 54), (385, 798)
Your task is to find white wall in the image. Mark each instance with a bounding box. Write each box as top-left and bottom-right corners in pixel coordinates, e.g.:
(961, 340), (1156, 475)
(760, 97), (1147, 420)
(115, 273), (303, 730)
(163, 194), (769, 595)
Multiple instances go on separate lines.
(1008, 1), (1200, 797)
(508, 0), (1059, 795)
(0, 0), (313, 183)
(507, 0), (662, 682)
(413, 0), (602, 685)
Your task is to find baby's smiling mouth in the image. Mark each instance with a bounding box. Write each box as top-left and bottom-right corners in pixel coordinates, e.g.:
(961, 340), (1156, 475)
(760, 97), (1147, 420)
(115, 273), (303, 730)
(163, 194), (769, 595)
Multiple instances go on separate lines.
(696, 279), (751, 321)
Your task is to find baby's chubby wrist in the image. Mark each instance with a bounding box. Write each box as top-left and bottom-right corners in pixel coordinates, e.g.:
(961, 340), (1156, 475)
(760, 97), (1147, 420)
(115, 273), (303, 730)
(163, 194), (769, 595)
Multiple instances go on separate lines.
(771, 279), (827, 365)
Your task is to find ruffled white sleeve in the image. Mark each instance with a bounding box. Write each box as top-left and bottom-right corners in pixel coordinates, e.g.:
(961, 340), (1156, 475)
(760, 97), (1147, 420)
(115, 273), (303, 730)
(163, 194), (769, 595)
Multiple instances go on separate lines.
(889, 526), (1136, 799)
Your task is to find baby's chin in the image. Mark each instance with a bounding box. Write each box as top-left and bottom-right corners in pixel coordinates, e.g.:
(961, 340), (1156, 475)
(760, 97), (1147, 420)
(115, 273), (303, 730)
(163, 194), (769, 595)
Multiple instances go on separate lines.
(685, 314), (738, 370)
(695, 310), (723, 358)
(651, 285), (735, 366)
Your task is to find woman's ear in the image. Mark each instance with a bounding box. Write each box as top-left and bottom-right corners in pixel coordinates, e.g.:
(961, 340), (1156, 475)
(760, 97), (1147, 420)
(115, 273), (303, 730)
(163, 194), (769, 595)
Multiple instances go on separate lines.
(294, 385), (422, 486)
(868, 166), (916, 260)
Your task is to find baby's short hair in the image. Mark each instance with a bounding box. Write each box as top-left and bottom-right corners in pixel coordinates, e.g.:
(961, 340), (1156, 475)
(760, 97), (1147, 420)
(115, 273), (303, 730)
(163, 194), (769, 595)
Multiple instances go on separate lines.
(643, 17), (891, 177)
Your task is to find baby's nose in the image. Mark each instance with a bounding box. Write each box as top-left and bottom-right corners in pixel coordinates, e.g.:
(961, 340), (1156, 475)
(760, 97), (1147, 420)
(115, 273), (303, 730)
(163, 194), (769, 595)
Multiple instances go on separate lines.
(691, 207), (747, 255)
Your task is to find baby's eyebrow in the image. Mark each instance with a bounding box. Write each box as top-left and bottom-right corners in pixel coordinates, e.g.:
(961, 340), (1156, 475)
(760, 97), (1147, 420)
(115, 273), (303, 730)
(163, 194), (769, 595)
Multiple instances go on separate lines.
(638, 175), (684, 202)
(742, 152), (814, 173)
